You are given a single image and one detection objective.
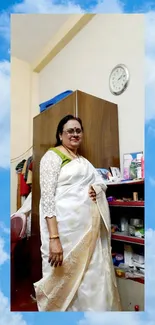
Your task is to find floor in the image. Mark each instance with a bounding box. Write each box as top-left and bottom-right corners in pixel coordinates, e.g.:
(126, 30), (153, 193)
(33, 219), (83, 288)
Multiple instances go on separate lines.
(11, 278), (38, 311)
(11, 238), (38, 312)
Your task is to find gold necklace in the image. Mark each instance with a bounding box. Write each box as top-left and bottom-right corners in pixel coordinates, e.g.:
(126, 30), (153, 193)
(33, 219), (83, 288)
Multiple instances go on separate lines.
(62, 145), (79, 159)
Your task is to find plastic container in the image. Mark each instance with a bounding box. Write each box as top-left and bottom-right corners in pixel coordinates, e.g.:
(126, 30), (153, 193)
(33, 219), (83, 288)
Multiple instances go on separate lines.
(120, 217), (128, 234)
(141, 155), (144, 179)
(136, 153), (143, 179)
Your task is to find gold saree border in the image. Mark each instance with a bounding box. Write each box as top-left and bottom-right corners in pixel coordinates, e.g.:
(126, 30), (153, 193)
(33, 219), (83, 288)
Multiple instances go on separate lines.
(34, 186), (122, 311)
(34, 202), (100, 311)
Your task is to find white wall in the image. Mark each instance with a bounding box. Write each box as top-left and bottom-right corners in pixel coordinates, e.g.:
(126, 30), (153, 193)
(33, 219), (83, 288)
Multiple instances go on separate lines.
(39, 14), (144, 173)
(11, 57), (39, 213)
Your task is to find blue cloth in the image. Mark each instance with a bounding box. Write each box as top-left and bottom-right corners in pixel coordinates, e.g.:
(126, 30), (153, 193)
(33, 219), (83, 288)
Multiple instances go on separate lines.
(39, 90), (73, 112)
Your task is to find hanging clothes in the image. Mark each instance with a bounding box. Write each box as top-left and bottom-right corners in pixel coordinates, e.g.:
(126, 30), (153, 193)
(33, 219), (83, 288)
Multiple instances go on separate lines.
(11, 192), (32, 238)
(20, 173), (30, 196)
(22, 160), (27, 176)
(15, 157), (32, 211)
(26, 160), (33, 185)
(24, 156), (33, 182)
(16, 159), (26, 173)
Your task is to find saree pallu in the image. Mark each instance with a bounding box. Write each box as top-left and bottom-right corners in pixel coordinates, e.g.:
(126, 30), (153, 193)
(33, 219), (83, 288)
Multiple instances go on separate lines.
(34, 157), (121, 311)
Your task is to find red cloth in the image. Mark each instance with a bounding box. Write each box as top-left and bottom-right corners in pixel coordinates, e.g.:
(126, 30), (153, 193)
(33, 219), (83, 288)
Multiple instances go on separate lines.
(20, 173), (30, 196)
(29, 161), (33, 171)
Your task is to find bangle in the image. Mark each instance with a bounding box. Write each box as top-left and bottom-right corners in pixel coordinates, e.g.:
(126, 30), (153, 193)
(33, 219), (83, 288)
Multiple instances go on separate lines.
(49, 235), (59, 240)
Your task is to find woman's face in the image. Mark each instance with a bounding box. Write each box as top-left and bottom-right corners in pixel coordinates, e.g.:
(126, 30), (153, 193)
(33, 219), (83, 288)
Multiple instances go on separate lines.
(60, 120), (83, 150)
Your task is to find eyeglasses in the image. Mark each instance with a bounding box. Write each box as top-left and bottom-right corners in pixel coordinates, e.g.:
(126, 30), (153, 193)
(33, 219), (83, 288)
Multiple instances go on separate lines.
(63, 128), (82, 135)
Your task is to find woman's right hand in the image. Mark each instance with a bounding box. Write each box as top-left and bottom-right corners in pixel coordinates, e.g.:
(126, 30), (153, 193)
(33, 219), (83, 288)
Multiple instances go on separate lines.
(48, 238), (63, 267)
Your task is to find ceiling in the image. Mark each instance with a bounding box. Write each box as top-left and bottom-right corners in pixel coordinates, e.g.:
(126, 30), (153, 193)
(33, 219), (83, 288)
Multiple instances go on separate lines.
(11, 14), (71, 64)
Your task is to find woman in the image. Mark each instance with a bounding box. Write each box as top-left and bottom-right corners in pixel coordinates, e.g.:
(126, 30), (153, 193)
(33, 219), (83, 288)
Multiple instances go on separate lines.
(34, 115), (121, 312)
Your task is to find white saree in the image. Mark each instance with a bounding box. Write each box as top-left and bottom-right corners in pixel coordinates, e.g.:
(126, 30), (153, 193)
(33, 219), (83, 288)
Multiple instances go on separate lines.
(34, 150), (121, 312)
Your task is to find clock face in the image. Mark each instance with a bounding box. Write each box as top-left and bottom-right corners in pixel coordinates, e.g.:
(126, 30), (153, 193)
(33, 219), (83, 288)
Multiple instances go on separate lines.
(109, 64), (129, 95)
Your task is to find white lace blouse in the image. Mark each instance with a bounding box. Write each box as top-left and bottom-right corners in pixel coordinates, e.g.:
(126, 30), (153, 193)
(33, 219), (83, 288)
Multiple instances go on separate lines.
(40, 150), (62, 219)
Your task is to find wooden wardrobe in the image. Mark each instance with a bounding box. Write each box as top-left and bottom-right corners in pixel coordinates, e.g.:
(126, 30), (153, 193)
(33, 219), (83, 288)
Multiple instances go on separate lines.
(31, 90), (120, 283)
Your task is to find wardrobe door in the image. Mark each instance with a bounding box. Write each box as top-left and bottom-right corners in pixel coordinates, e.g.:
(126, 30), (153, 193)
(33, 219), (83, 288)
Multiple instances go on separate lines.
(31, 92), (76, 283)
(77, 90), (120, 168)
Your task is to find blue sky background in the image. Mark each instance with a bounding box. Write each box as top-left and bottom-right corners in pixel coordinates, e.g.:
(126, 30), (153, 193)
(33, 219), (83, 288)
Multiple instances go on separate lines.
(0, 0), (155, 325)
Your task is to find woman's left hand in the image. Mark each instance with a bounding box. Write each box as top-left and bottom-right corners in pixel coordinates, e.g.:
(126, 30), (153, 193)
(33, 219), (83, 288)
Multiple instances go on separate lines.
(88, 186), (96, 202)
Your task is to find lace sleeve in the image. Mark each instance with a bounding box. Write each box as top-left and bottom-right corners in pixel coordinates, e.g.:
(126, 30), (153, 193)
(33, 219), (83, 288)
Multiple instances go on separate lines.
(40, 150), (62, 218)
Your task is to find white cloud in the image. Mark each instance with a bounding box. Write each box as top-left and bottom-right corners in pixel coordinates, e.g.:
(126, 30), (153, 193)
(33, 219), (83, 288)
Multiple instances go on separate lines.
(78, 312), (141, 325)
(0, 12), (10, 41)
(0, 61), (10, 121)
(0, 60), (10, 169)
(92, 0), (123, 13)
(0, 290), (28, 325)
(145, 11), (155, 53)
(149, 177), (155, 186)
(145, 11), (155, 121)
(0, 222), (10, 235)
(12, 0), (83, 13)
(146, 119), (155, 136)
(78, 229), (155, 325)
(11, 0), (124, 15)
(0, 132), (10, 169)
(138, 228), (155, 321)
(145, 56), (155, 86)
(0, 237), (9, 265)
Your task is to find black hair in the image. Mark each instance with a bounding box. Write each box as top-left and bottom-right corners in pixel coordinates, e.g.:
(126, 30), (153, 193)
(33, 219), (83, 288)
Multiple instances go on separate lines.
(55, 115), (84, 147)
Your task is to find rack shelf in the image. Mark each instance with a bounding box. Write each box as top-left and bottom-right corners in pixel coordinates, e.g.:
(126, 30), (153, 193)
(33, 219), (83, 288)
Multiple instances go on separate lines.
(115, 269), (144, 284)
(108, 179), (144, 186)
(109, 201), (144, 207)
(108, 179), (145, 296)
(112, 232), (144, 245)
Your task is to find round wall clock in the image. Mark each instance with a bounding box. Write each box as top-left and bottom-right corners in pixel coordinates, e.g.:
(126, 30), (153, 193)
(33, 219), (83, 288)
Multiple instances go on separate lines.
(109, 64), (130, 95)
